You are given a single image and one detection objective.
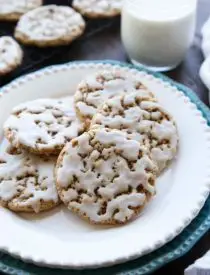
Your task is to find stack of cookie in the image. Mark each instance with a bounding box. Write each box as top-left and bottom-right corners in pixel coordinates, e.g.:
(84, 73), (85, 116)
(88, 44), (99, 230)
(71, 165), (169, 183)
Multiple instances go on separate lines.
(0, 70), (178, 225)
(0, 97), (86, 213)
(56, 71), (178, 225)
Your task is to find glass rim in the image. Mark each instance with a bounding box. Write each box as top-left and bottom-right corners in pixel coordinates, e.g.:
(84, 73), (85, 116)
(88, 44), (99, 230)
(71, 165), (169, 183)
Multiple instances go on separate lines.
(123, 0), (197, 20)
(124, 0), (197, 8)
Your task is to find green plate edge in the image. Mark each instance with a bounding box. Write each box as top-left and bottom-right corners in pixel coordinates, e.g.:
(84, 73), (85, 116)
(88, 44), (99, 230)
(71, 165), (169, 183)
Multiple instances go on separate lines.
(0, 60), (210, 275)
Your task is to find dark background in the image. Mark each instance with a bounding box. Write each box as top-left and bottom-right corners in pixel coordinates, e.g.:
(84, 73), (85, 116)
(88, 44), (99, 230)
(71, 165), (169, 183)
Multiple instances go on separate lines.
(0, 0), (210, 274)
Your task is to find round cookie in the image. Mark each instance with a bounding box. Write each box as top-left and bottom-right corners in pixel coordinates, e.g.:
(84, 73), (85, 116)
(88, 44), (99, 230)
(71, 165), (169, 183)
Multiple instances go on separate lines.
(0, 0), (42, 21)
(14, 5), (86, 47)
(0, 36), (23, 75)
(91, 94), (178, 172)
(74, 70), (156, 123)
(4, 97), (86, 155)
(0, 140), (59, 213)
(56, 127), (157, 225)
(72, 0), (122, 18)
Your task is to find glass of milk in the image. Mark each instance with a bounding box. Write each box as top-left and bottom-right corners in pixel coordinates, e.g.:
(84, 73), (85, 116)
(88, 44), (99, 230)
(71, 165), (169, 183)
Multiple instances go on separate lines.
(121, 0), (197, 72)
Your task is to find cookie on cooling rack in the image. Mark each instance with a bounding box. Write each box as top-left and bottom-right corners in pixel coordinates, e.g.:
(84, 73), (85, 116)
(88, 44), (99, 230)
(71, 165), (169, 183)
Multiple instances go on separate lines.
(0, 36), (23, 75)
(74, 70), (156, 123)
(91, 95), (178, 172)
(56, 127), (157, 225)
(14, 5), (86, 47)
(72, 0), (122, 18)
(0, 140), (59, 213)
(4, 97), (86, 155)
(0, 0), (42, 21)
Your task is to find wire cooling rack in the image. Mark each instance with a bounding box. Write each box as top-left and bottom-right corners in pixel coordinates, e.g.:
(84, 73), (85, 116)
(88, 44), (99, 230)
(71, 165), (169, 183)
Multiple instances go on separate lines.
(0, 0), (119, 86)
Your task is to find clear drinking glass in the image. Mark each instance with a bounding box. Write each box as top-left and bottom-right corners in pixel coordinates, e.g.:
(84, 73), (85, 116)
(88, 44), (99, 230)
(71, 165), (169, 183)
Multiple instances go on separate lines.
(121, 0), (197, 72)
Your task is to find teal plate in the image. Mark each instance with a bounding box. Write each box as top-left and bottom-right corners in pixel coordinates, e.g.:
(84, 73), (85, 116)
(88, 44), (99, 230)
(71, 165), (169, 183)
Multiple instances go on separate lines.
(0, 60), (210, 275)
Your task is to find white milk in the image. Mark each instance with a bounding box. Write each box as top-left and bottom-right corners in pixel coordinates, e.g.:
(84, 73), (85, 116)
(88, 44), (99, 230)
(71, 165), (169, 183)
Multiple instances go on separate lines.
(121, 0), (197, 71)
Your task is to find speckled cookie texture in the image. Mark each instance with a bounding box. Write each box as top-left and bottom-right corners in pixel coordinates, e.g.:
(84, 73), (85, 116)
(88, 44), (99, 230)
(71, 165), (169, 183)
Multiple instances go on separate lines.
(0, 140), (59, 213)
(91, 94), (178, 172)
(0, 0), (42, 21)
(56, 127), (157, 225)
(4, 97), (85, 156)
(0, 36), (23, 75)
(74, 70), (156, 123)
(72, 0), (122, 18)
(14, 5), (86, 47)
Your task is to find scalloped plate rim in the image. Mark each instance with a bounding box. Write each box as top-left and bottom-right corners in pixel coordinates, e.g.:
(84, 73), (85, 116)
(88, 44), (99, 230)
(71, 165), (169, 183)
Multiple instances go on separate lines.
(0, 60), (209, 273)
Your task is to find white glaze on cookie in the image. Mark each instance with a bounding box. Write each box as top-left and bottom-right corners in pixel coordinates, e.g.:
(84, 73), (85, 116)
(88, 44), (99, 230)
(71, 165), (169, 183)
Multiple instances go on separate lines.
(74, 70), (156, 121)
(0, 36), (23, 75)
(72, 0), (122, 18)
(4, 97), (85, 155)
(0, 140), (58, 213)
(56, 128), (157, 224)
(0, 0), (42, 20)
(14, 5), (85, 47)
(91, 94), (178, 172)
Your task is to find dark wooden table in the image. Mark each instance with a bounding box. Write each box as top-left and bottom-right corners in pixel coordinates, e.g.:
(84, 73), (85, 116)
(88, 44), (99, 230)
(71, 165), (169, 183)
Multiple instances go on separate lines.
(0, 0), (209, 274)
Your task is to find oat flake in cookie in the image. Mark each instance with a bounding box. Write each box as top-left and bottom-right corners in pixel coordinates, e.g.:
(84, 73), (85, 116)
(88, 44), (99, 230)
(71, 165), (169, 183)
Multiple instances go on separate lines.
(0, 0), (42, 21)
(56, 127), (157, 225)
(0, 36), (23, 75)
(72, 0), (122, 18)
(0, 140), (59, 213)
(91, 95), (178, 172)
(14, 5), (86, 47)
(4, 97), (85, 155)
(74, 70), (156, 123)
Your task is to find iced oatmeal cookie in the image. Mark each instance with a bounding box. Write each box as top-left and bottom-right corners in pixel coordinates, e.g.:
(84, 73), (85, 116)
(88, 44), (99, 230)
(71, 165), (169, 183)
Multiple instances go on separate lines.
(0, 36), (23, 75)
(4, 97), (85, 155)
(0, 140), (59, 213)
(72, 0), (122, 18)
(56, 127), (157, 225)
(14, 5), (86, 47)
(0, 0), (42, 21)
(91, 94), (178, 172)
(74, 70), (156, 123)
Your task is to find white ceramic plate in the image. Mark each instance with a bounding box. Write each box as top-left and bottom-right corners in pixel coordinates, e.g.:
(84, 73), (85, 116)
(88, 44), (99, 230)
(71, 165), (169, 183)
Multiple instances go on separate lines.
(0, 61), (210, 269)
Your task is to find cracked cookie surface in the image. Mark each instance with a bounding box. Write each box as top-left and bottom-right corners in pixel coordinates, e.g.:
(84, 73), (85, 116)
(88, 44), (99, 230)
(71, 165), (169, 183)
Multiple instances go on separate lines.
(15, 5), (86, 47)
(0, 140), (59, 213)
(56, 127), (157, 225)
(0, 0), (42, 21)
(72, 0), (122, 18)
(91, 94), (178, 172)
(4, 97), (85, 155)
(74, 70), (156, 123)
(0, 36), (23, 75)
